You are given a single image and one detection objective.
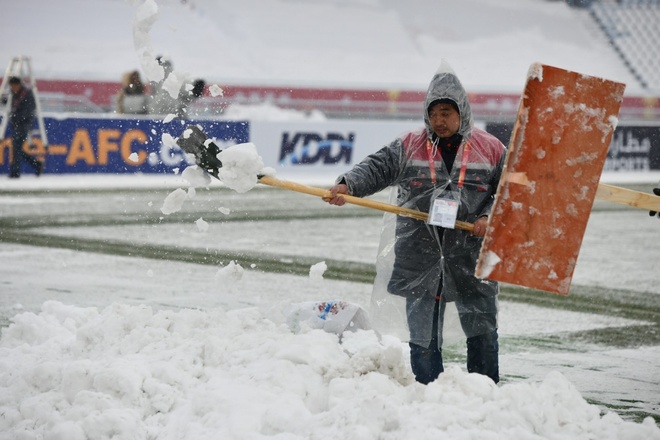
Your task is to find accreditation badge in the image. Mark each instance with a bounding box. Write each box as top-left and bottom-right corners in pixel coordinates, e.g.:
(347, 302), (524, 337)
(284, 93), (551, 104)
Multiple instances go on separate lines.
(428, 191), (460, 228)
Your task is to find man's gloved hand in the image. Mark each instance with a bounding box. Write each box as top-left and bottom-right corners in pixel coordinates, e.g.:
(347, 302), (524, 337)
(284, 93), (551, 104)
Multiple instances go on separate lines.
(650, 187), (660, 218)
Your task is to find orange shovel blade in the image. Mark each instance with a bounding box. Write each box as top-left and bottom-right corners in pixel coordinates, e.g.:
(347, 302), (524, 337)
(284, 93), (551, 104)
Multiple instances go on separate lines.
(475, 64), (626, 295)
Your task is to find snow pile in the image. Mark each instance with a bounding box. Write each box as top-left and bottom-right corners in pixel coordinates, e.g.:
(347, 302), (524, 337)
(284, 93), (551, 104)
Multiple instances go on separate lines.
(309, 261), (328, 281)
(180, 165), (211, 188)
(216, 260), (244, 282)
(161, 70), (187, 100)
(217, 142), (271, 193)
(1, 301), (658, 439)
(208, 84), (223, 97)
(194, 217), (208, 232)
(160, 187), (187, 215)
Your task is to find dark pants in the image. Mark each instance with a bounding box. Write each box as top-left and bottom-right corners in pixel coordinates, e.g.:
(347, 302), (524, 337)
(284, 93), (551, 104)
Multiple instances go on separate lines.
(467, 330), (499, 383)
(409, 300), (499, 384)
(409, 300), (443, 384)
(10, 131), (40, 177)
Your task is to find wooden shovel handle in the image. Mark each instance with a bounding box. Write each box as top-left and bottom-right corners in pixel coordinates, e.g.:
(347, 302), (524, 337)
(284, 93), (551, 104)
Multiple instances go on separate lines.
(258, 175), (475, 232)
(596, 183), (660, 211)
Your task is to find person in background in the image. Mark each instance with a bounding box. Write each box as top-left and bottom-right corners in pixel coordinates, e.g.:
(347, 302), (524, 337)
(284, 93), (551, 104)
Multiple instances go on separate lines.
(6, 76), (42, 178)
(116, 70), (147, 114)
(323, 61), (506, 385)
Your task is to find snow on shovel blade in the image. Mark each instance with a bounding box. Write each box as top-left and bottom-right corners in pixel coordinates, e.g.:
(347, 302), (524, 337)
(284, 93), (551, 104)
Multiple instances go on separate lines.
(475, 64), (626, 295)
(177, 126), (266, 193)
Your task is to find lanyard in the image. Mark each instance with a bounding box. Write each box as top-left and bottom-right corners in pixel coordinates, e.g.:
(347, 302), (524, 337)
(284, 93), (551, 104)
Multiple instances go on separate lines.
(425, 139), (438, 184)
(426, 138), (472, 187)
(456, 139), (472, 189)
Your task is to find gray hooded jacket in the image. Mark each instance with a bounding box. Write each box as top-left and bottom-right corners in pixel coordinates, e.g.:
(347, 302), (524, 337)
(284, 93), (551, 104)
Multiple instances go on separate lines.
(338, 64), (506, 345)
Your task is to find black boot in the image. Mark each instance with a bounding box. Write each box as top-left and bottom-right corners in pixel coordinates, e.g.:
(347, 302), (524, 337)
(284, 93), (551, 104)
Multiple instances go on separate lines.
(409, 300), (443, 384)
(409, 341), (443, 384)
(466, 330), (499, 383)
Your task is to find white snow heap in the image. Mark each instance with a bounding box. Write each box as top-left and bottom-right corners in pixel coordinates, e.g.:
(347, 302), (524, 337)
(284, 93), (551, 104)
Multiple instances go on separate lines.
(217, 142), (267, 193)
(162, 69), (186, 99)
(181, 165), (211, 188)
(161, 132), (178, 149)
(160, 188), (187, 215)
(209, 84), (224, 97)
(528, 62), (544, 81)
(195, 217), (209, 232)
(476, 250), (502, 279)
(216, 260), (244, 282)
(2, 301), (656, 439)
(309, 261), (327, 281)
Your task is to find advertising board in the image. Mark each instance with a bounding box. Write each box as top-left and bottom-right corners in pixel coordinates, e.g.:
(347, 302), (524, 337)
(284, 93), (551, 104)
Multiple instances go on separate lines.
(1, 116), (657, 181)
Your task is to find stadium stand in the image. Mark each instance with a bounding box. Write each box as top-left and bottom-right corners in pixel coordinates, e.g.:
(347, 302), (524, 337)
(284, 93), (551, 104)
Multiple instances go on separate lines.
(588, 0), (660, 91)
(4, 0), (658, 119)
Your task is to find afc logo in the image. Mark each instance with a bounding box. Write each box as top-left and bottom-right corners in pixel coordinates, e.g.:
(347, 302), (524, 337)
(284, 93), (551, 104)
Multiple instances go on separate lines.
(279, 132), (354, 165)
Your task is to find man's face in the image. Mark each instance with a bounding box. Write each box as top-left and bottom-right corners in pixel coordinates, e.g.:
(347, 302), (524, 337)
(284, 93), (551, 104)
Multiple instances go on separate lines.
(9, 82), (21, 94)
(428, 102), (460, 138)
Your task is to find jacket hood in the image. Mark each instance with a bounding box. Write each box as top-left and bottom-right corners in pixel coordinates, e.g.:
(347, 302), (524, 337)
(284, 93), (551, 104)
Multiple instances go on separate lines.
(423, 60), (473, 139)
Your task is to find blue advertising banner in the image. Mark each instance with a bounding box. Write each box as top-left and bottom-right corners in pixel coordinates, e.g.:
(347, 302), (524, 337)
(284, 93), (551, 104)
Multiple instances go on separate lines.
(0, 116), (249, 175)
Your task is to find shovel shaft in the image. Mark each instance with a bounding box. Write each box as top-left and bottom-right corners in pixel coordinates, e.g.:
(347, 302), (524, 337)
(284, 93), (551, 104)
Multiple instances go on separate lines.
(258, 175), (475, 233)
(596, 183), (660, 211)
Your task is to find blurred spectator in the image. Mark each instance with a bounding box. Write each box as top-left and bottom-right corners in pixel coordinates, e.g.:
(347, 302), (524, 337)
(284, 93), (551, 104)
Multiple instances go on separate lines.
(191, 79), (205, 99)
(6, 76), (42, 178)
(116, 70), (147, 114)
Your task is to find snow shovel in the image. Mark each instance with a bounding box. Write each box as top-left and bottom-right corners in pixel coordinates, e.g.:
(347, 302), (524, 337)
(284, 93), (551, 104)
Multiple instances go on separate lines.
(475, 63), (660, 295)
(176, 125), (476, 232)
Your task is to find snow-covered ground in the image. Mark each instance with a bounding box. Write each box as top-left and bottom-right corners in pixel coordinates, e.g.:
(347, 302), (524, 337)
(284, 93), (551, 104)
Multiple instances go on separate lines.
(1, 172), (659, 439)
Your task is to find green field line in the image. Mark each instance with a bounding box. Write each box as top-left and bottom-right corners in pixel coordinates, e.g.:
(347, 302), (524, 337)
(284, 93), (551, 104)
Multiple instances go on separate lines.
(0, 209), (377, 230)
